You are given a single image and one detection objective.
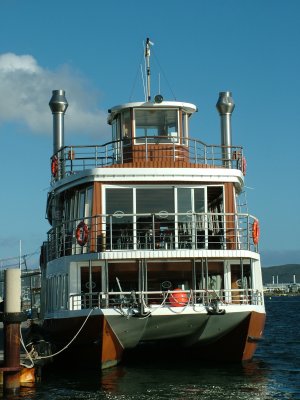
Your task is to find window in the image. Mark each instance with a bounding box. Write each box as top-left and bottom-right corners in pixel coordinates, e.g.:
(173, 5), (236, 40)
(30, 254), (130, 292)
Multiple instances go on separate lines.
(106, 189), (133, 249)
(103, 185), (224, 250)
(135, 109), (178, 143)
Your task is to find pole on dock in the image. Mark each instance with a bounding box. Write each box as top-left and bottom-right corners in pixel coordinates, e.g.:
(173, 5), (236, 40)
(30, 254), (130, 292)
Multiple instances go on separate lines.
(2, 268), (26, 395)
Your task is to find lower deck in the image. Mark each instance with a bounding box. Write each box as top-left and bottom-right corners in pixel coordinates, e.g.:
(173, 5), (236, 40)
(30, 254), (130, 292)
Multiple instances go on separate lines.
(43, 254), (264, 316)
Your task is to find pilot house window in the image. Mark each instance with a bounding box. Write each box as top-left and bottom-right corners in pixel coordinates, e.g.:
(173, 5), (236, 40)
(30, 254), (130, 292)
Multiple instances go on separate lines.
(135, 109), (178, 143)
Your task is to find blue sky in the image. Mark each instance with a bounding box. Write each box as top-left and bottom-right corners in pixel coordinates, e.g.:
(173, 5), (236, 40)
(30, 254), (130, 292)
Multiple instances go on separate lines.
(0, 0), (299, 268)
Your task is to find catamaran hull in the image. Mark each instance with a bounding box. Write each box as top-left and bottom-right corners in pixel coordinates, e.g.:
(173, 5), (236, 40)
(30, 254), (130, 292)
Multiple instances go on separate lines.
(40, 309), (265, 369)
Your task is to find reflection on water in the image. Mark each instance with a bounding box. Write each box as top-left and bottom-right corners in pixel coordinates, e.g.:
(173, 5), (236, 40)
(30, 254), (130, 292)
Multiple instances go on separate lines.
(8, 361), (274, 400)
(100, 361), (271, 400)
(2, 297), (300, 399)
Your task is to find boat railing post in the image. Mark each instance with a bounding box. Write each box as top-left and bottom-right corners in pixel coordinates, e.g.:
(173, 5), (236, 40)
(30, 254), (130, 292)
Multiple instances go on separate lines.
(203, 144), (207, 164)
(95, 215), (98, 251)
(145, 137), (148, 161)
(152, 214), (155, 249)
(110, 215), (113, 250)
(247, 215), (250, 250)
(120, 140), (123, 164)
(196, 140), (199, 164)
(95, 146), (98, 167)
(105, 144), (108, 165)
(173, 140), (176, 162)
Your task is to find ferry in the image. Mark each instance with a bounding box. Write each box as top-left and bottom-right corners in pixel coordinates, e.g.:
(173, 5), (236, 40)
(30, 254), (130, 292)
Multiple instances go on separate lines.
(37, 39), (265, 369)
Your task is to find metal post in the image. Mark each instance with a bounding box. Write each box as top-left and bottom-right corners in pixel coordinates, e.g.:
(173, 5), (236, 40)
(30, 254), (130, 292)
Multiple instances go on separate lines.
(2, 269), (26, 395)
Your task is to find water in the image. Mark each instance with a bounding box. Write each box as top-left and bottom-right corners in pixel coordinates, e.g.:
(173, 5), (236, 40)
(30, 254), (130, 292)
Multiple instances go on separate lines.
(4, 297), (300, 399)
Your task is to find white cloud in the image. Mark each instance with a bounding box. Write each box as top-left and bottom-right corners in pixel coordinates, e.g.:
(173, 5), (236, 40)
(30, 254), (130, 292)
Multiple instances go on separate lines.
(0, 53), (110, 139)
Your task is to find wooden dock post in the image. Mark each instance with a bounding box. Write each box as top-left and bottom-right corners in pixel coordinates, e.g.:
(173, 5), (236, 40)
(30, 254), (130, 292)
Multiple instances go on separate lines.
(2, 268), (26, 395)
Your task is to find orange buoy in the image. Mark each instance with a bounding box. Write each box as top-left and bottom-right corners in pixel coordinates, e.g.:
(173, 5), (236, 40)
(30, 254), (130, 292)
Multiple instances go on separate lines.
(76, 221), (89, 246)
(252, 219), (260, 245)
(169, 288), (189, 307)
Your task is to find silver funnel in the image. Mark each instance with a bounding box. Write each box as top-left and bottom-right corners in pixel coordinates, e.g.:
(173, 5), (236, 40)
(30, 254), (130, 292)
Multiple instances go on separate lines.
(49, 90), (68, 155)
(216, 91), (235, 167)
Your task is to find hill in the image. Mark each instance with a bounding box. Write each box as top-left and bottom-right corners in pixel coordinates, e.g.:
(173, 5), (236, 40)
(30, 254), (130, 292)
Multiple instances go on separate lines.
(262, 264), (300, 285)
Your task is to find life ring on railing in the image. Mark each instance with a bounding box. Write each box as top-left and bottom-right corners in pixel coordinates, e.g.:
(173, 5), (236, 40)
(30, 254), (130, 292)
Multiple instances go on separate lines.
(169, 288), (188, 307)
(76, 221), (89, 246)
(252, 219), (260, 245)
(51, 156), (58, 177)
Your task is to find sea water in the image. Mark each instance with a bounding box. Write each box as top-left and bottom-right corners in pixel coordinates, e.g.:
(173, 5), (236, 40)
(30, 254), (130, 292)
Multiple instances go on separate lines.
(4, 297), (300, 399)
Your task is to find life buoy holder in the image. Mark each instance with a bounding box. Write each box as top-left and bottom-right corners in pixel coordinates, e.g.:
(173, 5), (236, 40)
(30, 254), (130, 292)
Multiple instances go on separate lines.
(51, 156), (58, 177)
(252, 219), (260, 245)
(76, 221), (89, 246)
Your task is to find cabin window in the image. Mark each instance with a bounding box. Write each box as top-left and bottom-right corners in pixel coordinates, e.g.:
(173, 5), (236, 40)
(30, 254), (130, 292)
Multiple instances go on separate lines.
(108, 262), (139, 294)
(134, 109), (179, 144)
(80, 264), (102, 308)
(103, 185), (224, 250)
(112, 116), (121, 141)
(121, 109), (131, 139)
(106, 188), (133, 250)
(177, 188), (205, 248)
(195, 261), (224, 299)
(136, 188), (175, 249)
(146, 261), (192, 293)
(64, 186), (93, 224)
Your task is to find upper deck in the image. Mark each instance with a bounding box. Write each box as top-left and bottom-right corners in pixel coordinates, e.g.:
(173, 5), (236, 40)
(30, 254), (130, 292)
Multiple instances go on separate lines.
(50, 96), (245, 187)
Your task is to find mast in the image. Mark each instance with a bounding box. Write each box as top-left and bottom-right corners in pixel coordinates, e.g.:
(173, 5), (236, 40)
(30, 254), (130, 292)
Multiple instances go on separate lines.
(145, 38), (153, 102)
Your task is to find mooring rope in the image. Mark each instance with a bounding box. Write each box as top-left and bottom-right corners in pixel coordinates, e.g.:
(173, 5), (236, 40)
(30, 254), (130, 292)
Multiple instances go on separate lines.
(20, 308), (94, 366)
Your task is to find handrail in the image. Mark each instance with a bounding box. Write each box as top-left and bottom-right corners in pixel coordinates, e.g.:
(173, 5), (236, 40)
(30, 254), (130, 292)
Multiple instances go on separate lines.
(69, 288), (264, 311)
(45, 212), (259, 262)
(50, 136), (244, 183)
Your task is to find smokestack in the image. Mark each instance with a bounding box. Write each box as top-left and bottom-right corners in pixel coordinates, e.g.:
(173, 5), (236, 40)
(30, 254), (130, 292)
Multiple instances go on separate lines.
(49, 90), (68, 155)
(216, 91), (235, 167)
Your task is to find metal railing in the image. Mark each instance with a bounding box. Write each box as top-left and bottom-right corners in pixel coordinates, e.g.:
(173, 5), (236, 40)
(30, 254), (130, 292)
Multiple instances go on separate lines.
(69, 288), (264, 311)
(50, 137), (244, 183)
(45, 212), (259, 262)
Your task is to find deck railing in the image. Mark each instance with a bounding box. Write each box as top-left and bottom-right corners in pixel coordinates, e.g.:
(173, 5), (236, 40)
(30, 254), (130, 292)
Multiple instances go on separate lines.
(45, 212), (259, 262)
(69, 288), (264, 311)
(50, 137), (244, 183)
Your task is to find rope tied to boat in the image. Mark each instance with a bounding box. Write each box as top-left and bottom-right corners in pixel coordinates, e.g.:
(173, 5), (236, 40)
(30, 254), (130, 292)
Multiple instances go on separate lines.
(20, 308), (95, 367)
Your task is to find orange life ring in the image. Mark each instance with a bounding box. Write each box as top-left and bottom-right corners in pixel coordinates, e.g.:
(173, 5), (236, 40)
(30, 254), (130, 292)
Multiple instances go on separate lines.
(76, 221), (89, 246)
(51, 156), (58, 177)
(169, 288), (189, 307)
(252, 219), (260, 245)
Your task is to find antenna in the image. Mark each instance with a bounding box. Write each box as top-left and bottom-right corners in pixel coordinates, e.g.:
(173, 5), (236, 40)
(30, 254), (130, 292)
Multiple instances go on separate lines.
(145, 37), (154, 101)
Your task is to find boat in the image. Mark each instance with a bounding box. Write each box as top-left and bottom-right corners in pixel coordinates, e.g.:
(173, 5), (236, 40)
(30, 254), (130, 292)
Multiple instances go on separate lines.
(36, 38), (266, 369)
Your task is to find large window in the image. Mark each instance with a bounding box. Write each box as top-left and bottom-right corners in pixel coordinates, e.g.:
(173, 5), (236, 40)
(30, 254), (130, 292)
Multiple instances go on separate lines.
(104, 185), (224, 250)
(135, 109), (178, 143)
